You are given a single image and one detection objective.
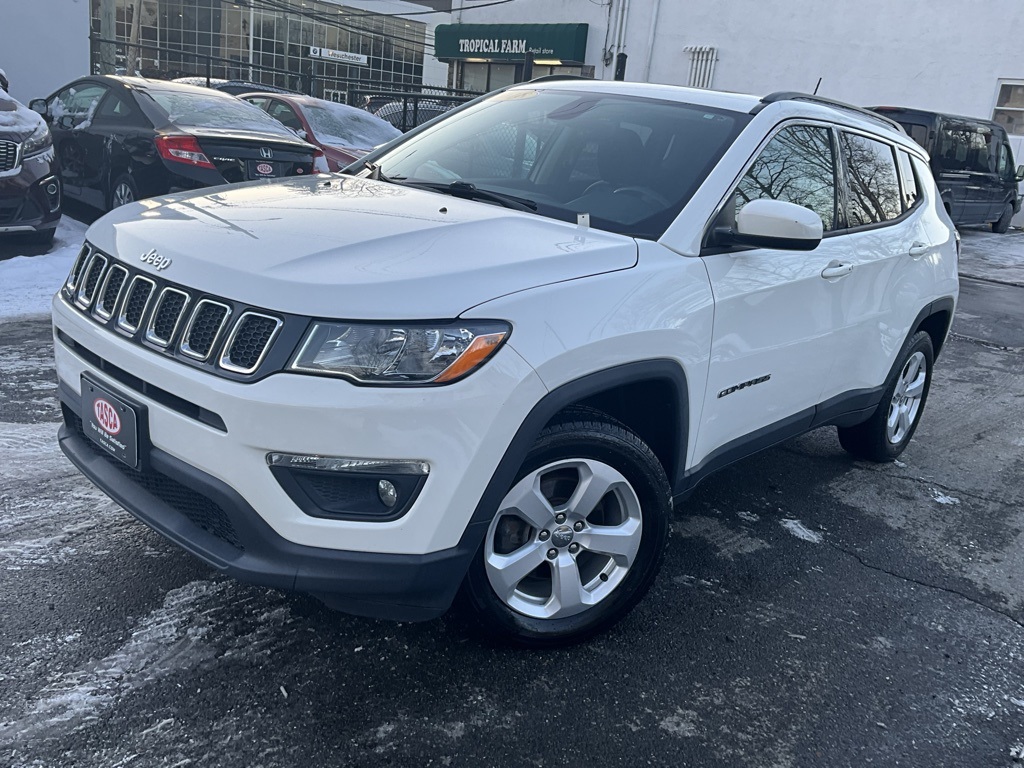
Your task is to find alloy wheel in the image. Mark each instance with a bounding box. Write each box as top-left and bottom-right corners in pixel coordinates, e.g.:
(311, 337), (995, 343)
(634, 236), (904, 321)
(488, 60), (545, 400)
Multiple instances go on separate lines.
(484, 458), (643, 620)
(113, 182), (135, 207)
(886, 350), (927, 444)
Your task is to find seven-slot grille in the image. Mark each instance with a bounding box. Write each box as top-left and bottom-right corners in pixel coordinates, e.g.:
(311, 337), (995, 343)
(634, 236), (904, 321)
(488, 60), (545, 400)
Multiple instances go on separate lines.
(63, 245), (284, 378)
(0, 140), (18, 173)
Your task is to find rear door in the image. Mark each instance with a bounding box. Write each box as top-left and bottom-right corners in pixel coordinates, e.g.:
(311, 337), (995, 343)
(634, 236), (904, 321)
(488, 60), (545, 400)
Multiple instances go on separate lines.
(695, 123), (845, 465)
(820, 131), (922, 402)
(78, 86), (152, 209)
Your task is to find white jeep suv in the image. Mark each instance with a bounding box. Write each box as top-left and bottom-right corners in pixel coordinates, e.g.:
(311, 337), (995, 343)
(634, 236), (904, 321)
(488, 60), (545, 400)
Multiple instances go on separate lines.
(52, 80), (958, 646)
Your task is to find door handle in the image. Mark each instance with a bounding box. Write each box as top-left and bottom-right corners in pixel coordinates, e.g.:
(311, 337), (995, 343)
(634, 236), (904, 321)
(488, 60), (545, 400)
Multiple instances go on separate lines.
(821, 261), (853, 279)
(908, 242), (930, 259)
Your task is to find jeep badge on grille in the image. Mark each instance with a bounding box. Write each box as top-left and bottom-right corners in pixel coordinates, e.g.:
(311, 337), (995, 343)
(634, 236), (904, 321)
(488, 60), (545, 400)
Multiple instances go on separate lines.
(140, 248), (171, 271)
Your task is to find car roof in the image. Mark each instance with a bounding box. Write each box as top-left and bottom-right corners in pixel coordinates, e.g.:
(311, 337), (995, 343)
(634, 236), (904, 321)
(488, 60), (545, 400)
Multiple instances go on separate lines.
(873, 105), (1007, 130)
(94, 75), (240, 99)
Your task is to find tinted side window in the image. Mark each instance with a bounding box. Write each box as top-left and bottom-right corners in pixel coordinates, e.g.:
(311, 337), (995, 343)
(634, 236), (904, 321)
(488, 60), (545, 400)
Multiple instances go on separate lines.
(50, 83), (108, 126)
(895, 150), (919, 210)
(997, 142), (1014, 180)
(841, 133), (902, 226)
(95, 92), (145, 125)
(736, 124), (837, 230)
(897, 122), (929, 149)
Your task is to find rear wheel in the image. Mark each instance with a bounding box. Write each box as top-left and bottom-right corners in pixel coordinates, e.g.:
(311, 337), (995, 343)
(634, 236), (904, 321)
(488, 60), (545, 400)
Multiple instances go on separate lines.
(462, 410), (671, 647)
(838, 331), (934, 462)
(108, 174), (137, 210)
(992, 202), (1014, 233)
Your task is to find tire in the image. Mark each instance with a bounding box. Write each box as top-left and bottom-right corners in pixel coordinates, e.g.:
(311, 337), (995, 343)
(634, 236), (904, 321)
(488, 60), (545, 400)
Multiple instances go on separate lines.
(837, 331), (934, 462)
(108, 174), (138, 210)
(992, 202), (1013, 233)
(26, 228), (55, 246)
(461, 408), (671, 648)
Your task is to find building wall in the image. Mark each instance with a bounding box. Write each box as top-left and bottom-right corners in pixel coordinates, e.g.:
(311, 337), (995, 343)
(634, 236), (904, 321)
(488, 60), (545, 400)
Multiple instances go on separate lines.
(1, 0), (91, 102)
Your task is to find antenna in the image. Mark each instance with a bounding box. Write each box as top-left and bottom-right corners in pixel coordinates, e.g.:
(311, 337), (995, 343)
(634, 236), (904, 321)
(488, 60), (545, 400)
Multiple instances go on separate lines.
(813, 77), (822, 96)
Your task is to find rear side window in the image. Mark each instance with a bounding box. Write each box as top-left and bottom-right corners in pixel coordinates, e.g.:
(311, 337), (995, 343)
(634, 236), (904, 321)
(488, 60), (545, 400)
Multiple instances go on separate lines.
(841, 132), (902, 226)
(735, 124), (838, 230)
(898, 122), (929, 149)
(895, 150), (919, 210)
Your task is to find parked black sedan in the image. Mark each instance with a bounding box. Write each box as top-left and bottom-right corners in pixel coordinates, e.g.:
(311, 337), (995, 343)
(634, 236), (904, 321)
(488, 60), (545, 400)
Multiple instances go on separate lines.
(29, 76), (317, 211)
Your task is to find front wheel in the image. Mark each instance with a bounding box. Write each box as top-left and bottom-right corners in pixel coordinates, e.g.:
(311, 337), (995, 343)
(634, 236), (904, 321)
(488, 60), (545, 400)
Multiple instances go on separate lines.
(838, 331), (934, 462)
(992, 202), (1014, 233)
(461, 410), (671, 647)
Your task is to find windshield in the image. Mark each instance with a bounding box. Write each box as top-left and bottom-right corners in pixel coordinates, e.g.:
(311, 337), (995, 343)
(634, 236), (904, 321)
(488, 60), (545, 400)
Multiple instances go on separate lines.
(369, 88), (748, 239)
(303, 101), (401, 148)
(147, 90), (296, 135)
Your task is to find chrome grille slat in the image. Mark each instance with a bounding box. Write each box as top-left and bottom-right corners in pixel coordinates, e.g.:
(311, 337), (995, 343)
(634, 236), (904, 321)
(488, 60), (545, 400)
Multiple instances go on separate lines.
(68, 247), (283, 378)
(0, 140), (19, 174)
(116, 275), (157, 334)
(220, 313), (283, 374)
(180, 300), (232, 361)
(66, 245), (91, 292)
(93, 265), (129, 321)
(145, 287), (191, 347)
(74, 253), (108, 310)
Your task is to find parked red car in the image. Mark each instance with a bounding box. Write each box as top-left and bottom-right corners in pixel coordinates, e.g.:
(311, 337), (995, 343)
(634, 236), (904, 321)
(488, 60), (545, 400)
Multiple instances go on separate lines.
(239, 93), (401, 172)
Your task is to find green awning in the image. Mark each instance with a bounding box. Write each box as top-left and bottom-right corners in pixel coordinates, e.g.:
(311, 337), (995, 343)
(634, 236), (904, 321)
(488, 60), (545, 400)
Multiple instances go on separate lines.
(434, 23), (588, 63)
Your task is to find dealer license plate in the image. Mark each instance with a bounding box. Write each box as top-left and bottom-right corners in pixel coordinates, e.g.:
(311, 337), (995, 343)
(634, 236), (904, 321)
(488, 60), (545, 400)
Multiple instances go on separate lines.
(81, 375), (140, 469)
(248, 159), (281, 179)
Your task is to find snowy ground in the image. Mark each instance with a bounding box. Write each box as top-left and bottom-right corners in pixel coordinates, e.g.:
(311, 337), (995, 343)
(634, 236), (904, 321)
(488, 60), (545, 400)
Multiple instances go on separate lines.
(0, 217), (88, 320)
(958, 225), (1024, 286)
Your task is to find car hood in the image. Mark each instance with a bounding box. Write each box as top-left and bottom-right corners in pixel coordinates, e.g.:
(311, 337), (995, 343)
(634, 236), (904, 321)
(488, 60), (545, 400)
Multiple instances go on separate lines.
(0, 92), (45, 142)
(86, 175), (639, 319)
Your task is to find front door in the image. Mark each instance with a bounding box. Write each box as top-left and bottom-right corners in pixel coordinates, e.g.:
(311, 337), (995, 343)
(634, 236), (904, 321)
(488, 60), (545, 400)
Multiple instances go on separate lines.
(695, 123), (844, 467)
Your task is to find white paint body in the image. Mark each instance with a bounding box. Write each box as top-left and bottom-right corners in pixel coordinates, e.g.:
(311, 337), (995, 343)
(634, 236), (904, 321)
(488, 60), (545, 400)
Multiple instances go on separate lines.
(52, 81), (958, 560)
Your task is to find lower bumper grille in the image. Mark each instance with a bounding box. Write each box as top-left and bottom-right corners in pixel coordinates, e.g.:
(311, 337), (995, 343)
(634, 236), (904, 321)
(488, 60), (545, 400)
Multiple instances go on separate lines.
(66, 408), (243, 551)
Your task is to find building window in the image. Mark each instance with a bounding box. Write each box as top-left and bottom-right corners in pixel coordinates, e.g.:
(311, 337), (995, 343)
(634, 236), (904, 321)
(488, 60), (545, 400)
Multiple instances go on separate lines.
(684, 46), (717, 89)
(993, 80), (1024, 135)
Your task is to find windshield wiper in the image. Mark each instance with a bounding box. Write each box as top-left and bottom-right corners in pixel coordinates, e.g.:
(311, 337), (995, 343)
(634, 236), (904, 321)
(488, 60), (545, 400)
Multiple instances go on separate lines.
(401, 181), (537, 212)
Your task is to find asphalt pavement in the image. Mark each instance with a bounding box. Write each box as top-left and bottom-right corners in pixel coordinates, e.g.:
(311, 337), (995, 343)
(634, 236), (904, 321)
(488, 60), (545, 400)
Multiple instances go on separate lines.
(1, 221), (1023, 767)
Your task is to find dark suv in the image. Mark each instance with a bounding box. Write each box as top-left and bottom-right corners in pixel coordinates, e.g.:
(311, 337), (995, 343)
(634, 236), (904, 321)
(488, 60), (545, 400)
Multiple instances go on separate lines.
(871, 106), (1024, 231)
(0, 90), (62, 244)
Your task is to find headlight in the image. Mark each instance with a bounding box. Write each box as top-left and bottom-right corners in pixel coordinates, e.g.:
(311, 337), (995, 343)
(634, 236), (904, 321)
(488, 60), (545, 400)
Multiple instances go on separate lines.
(23, 121), (52, 157)
(289, 320), (510, 385)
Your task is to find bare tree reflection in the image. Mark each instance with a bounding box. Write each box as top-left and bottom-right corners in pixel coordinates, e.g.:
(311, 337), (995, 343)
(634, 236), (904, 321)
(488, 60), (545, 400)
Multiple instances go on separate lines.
(841, 133), (902, 226)
(737, 125), (836, 229)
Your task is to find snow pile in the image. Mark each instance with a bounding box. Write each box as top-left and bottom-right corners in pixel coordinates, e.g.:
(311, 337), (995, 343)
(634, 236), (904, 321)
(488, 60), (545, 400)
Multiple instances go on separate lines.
(0, 217), (89, 320)
(0, 90), (44, 135)
(780, 518), (823, 544)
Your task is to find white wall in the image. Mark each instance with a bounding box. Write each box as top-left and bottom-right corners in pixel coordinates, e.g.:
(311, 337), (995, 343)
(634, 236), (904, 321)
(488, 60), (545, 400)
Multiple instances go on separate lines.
(0, 0), (91, 102)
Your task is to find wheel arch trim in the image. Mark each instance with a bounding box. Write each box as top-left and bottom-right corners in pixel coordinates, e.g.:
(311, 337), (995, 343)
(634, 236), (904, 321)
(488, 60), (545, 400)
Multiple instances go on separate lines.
(465, 359), (690, 530)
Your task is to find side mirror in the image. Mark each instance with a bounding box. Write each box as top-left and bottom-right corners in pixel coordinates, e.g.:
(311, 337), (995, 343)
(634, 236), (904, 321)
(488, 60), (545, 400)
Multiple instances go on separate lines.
(29, 99), (48, 118)
(719, 199), (823, 251)
(1015, 165), (1024, 182)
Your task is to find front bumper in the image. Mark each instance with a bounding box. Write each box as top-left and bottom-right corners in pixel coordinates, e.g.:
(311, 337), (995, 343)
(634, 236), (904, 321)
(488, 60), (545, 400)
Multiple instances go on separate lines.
(58, 389), (484, 620)
(0, 151), (61, 233)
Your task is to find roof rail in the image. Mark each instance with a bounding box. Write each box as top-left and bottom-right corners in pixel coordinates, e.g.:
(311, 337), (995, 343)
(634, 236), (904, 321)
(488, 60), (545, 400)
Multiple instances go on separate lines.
(751, 91), (906, 134)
